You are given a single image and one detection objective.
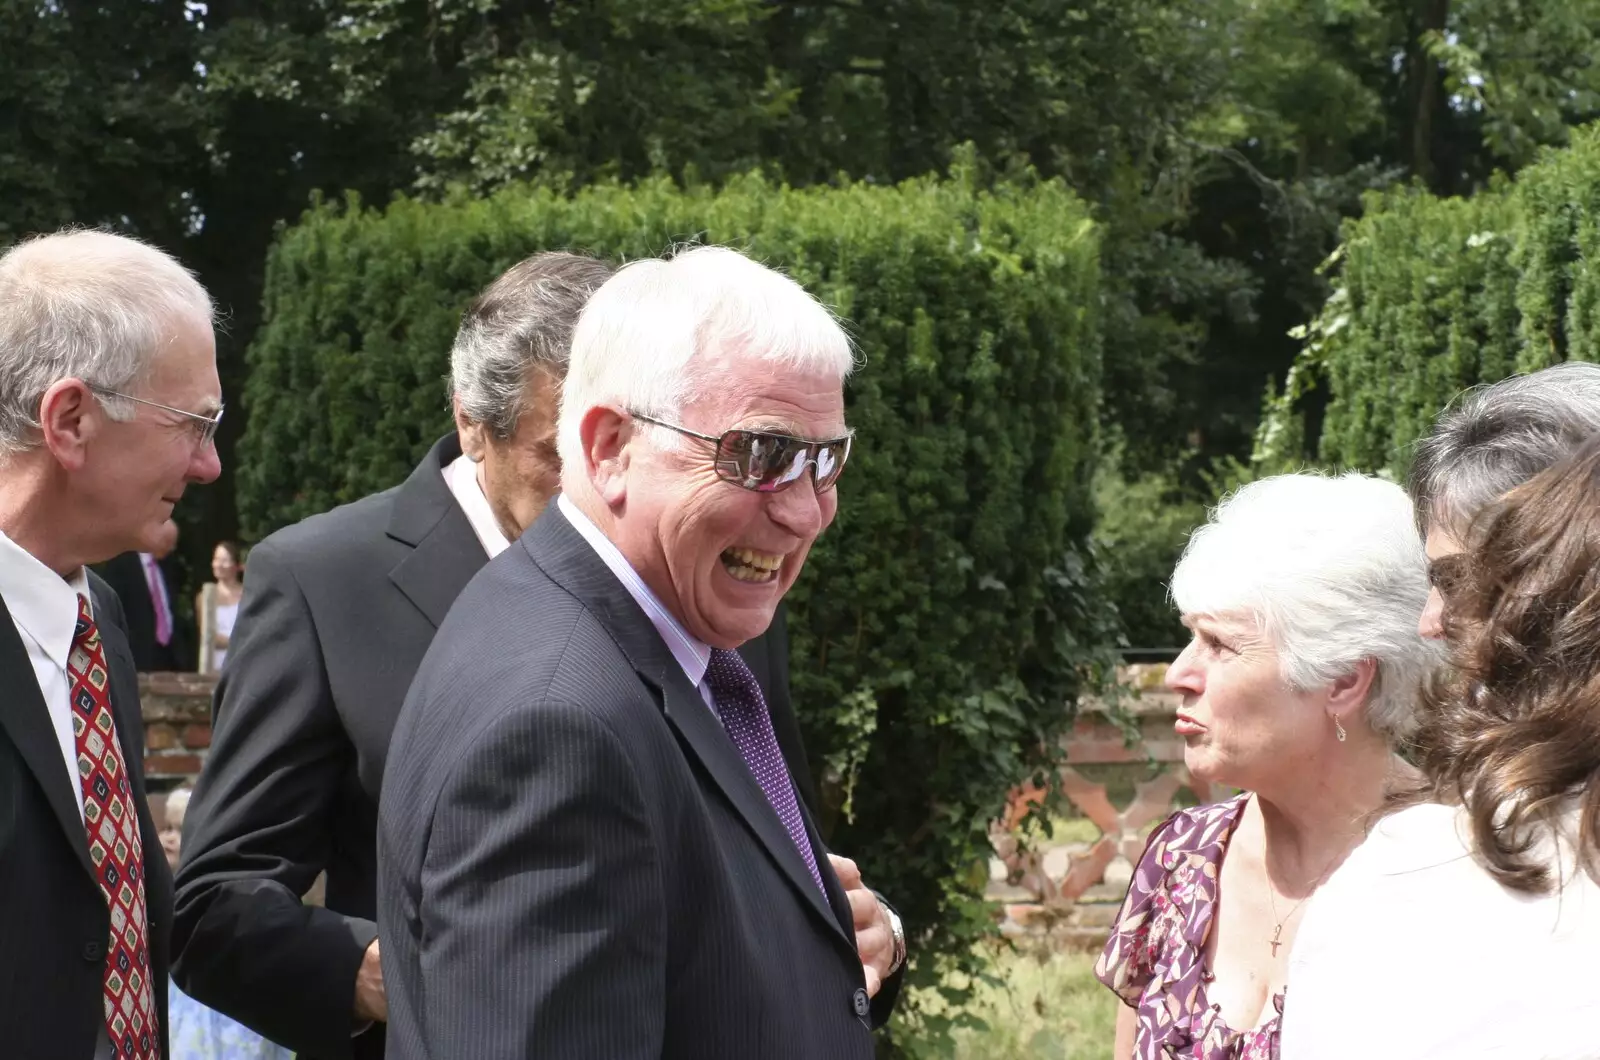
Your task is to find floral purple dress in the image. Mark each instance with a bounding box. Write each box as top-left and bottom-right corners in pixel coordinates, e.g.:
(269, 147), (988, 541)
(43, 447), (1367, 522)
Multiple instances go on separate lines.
(1094, 794), (1281, 1059)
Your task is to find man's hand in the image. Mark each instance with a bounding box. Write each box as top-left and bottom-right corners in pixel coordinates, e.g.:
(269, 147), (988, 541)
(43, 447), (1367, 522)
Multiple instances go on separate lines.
(829, 854), (895, 998)
(353, 939), (387, 1023)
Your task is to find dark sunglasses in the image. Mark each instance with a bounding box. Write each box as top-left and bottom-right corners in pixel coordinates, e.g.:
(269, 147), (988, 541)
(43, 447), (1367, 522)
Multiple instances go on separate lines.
(629, 411), (851, 493)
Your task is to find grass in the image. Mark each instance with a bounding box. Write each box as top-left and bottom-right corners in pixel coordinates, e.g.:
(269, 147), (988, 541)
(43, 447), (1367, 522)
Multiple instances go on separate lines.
(905, 945), (1119, 1059)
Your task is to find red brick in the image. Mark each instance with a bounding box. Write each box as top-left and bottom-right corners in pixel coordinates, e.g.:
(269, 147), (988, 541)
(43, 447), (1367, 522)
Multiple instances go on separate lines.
(182, 724), (212, 749)
(145, 724), (178, 751)
(145, 754), (202, 777)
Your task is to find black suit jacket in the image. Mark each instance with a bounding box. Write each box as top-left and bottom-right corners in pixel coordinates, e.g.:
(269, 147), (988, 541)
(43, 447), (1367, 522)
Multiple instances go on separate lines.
(0, 572), (172, 1060)
(171, 435), (818, 1060)
(99, 551), (192, 673)
(378, 504), (877, 1060)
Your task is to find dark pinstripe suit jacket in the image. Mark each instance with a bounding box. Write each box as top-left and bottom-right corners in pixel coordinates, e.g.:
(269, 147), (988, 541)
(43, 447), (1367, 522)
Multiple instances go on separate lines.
(377, 504), (877, 1060)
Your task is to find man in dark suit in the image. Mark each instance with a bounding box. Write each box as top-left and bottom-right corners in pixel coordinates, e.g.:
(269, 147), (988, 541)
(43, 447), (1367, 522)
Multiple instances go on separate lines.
(98, 519), (193, 672)
(379, 246), (890, 1058)
(172, 252), (898, 1060)
(0, 230), (222, 1059)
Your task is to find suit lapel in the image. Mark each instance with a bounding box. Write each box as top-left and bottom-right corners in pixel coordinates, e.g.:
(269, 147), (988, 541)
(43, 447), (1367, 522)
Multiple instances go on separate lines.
(0, 594), (95, 879)
(657, 664), (852, 944)
(386, 434), (490, 628)
(524, 507), (855, 951)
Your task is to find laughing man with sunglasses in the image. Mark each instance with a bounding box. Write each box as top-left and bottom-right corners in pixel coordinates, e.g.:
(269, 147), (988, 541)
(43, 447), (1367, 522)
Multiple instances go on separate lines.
(378, 246), (897, 1060)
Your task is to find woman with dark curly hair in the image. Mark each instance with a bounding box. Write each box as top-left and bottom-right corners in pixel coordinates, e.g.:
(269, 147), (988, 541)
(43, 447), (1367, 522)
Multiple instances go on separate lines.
(1282, 432), (1600, 1059)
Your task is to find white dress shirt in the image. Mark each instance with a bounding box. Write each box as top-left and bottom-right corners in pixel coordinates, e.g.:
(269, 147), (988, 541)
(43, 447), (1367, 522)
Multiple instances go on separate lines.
(1282, 801), (1600, 1059)
(0, 530), (92, 818)
(441, 453), (511, 557)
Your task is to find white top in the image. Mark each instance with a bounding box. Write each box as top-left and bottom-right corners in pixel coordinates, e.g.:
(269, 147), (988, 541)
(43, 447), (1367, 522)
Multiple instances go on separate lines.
(1282, 801), (1600, 1059)
(0, 531), (92, 818)
(442, 453), (511, 558)
(212, 601), (239, 671)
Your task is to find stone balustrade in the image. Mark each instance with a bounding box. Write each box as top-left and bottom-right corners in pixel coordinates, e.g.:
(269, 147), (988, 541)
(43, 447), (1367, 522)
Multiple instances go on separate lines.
(988, 663), (1211, 951)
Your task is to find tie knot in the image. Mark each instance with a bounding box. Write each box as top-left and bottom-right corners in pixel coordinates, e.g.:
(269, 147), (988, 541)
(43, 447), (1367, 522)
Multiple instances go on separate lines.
(74, 593), (96, 644)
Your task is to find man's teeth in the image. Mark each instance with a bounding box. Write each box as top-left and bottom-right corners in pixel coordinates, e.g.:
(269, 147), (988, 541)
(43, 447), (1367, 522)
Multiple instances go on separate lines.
(722, 548), (783, 581)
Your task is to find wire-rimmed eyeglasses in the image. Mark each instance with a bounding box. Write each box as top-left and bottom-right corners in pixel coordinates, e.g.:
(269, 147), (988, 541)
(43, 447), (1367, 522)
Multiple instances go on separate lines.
(88, 385), (224, 448)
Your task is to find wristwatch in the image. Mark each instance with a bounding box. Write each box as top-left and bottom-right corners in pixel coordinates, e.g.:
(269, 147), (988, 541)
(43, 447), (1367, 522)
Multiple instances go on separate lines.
(874, 892), (906, 975)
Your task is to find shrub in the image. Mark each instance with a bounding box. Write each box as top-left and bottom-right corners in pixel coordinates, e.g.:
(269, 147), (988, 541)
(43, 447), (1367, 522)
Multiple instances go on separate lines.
(237, 158), (1116, 1047)
(1264, 123), (1600, 477)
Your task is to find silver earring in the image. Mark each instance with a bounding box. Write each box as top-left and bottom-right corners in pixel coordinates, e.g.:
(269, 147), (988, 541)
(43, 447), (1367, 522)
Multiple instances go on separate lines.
(1334, 716), (1347, 743)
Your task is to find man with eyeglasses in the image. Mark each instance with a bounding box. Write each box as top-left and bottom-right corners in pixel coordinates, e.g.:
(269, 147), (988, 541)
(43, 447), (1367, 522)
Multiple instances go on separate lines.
(379, 246), (886, 1059)
(0, 229), (221, 1060)
(172, 250), (903, 1060)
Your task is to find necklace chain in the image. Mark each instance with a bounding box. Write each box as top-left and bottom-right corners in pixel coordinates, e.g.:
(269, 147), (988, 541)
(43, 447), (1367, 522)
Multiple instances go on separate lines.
(1264, 850), (1346, 957)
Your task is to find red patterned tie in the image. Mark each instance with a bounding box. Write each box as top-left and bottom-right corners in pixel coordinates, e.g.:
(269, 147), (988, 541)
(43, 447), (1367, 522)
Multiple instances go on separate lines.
(68, 595), (160, 1060)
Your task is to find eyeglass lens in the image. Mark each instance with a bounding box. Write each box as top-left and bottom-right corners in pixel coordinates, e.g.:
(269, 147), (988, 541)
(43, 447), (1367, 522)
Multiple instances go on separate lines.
(716, 430), (847, 492)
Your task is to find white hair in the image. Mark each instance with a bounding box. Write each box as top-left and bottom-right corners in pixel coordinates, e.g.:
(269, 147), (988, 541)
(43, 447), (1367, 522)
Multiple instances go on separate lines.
(0, 229), (214, 457)
(556, 246), (855, 476)
(1170, 471), (1439, 741)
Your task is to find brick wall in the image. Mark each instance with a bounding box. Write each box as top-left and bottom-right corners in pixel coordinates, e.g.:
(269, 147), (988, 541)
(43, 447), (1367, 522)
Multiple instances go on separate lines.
(140, 671), (216, 787)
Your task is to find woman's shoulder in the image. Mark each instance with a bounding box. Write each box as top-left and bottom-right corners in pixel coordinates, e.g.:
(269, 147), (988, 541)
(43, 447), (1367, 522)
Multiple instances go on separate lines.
(1143, 793), (1250, 864)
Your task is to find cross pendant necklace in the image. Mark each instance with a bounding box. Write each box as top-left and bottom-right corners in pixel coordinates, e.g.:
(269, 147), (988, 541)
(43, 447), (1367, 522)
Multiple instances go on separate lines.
(1265, 853), (1344, 956)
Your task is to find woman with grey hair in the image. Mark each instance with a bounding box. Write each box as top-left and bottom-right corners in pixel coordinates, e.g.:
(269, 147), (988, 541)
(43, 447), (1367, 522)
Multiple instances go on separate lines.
(1096, 472), (1434, 1059)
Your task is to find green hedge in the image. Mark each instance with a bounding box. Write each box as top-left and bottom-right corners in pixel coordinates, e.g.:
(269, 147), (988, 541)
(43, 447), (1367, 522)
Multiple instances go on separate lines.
(238, 163), (1113, 1039)
(1264, 124), (1600, 476)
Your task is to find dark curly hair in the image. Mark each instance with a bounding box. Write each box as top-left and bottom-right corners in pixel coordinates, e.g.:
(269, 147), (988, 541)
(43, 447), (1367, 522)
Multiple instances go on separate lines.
(1396, 432), (1600, 894)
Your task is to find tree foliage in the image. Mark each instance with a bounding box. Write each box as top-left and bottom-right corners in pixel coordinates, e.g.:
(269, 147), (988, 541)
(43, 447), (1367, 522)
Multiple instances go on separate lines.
(239, 165), (1120, 1045)
(11, 0), (1600, 550)
(1261, 123), (1600, 478)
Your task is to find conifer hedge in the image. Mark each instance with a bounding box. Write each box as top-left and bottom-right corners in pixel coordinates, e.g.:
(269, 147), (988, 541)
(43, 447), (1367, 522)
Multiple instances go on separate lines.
(1264, 125), (1600, 476)
(237, 164), (1114, 1033)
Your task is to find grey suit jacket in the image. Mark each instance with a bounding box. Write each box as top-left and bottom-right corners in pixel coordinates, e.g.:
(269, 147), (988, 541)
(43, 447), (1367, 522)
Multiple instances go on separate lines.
(378, 504), (878, 1060)
(0, 573), (172, 1060)
(173, 435), (821, 1060)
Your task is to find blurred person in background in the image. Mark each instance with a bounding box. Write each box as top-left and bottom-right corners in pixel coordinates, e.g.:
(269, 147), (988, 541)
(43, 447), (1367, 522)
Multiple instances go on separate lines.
(194, 540), (243, 674)
(160, 787), (292, 1060)
(101, 517), (193, 672)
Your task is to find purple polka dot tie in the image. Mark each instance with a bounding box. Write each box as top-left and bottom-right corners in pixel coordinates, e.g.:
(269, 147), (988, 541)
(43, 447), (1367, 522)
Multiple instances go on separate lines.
(705, 648), (826, 895)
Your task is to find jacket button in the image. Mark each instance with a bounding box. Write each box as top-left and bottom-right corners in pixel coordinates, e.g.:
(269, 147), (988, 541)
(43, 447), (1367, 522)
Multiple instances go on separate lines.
(82, 940), (104, 963)
(852, 987), (870, 1018)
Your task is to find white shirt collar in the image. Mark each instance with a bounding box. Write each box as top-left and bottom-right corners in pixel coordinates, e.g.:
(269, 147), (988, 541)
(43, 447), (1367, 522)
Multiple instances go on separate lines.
(441, 453), (512, 558)
(555, 493), (711, 688)
(0, 530), (91, 669)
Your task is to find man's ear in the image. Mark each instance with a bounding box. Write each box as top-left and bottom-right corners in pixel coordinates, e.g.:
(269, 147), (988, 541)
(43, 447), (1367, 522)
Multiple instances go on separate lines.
(453, 397), (489, 461)
(581, 405), (633, 506)
(38, 378), (98, 472)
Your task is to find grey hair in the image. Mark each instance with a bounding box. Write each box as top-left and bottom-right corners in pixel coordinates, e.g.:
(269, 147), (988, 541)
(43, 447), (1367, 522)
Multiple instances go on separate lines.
(557, 245), (856, 476)
(1410, 362), (1600, 536)
(0, 229), (214, 457)
(1171, 472), (1441, 743)
(449, 251), (615, 439)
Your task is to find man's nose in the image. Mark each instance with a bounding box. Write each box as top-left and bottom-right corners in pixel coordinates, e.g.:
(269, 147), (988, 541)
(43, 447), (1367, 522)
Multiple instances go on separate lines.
(190, 438), (222, 484)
